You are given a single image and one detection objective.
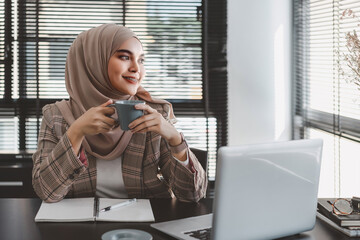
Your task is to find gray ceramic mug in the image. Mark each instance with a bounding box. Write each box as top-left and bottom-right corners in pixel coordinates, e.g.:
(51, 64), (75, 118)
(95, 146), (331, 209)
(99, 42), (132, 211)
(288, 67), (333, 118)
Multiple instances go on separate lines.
(108, 100), (145, 130)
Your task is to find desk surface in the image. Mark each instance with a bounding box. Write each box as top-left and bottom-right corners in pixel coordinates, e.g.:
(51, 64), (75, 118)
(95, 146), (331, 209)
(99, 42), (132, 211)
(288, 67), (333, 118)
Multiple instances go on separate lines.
(0, 198), (358, 240)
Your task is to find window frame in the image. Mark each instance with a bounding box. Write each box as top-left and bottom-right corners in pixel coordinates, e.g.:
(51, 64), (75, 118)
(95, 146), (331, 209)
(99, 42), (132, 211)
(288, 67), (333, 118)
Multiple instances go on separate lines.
(0, 0), (228, 181)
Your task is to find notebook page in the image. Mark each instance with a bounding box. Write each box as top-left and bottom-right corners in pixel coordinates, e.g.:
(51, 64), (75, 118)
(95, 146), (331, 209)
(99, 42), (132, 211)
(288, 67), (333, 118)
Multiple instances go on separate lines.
(35, 197), (95, 222)
(97, 198), (155, 222)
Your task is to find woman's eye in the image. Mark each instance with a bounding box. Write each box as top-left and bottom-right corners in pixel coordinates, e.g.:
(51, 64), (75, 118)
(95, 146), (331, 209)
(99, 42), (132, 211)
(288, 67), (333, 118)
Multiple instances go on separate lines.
(139, 58), (145, 64)
(119, 55), (129, 60)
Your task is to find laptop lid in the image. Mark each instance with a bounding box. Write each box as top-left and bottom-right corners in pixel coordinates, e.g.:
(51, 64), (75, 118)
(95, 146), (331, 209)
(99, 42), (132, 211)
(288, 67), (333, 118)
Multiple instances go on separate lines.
(212, 139), (323, 240)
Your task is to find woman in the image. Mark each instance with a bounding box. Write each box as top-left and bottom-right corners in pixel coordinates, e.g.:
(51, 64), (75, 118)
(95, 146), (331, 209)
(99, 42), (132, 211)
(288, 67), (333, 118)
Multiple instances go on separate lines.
(32, 24), (207, 203)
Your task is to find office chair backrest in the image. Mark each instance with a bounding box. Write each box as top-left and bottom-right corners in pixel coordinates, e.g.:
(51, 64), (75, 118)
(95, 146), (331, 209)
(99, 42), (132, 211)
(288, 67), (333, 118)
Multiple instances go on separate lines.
(190, 148), (208, 173)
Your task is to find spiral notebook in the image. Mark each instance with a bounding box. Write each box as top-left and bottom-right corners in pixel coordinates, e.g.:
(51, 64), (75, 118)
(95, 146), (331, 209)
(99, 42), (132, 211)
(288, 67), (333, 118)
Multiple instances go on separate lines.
(35, 197), (154, 222)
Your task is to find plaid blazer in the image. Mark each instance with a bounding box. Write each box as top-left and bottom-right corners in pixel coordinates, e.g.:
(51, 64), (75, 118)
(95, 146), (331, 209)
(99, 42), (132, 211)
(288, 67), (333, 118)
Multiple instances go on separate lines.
(32, 103), (207, 203)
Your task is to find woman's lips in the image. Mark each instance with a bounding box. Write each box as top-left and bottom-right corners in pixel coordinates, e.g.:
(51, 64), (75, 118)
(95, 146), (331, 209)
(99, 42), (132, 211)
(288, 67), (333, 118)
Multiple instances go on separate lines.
(123, 76), (138, 84)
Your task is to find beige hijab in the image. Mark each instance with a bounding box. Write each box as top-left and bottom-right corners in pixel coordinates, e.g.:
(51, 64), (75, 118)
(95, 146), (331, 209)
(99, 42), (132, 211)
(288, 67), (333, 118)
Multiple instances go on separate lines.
(55, 24), (175, 160)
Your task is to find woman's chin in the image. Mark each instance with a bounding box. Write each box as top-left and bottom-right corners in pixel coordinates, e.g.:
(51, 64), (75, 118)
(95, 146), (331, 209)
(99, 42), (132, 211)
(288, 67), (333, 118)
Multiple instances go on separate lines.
(115, 85), (139, 96)
(126, 88), (138, 96)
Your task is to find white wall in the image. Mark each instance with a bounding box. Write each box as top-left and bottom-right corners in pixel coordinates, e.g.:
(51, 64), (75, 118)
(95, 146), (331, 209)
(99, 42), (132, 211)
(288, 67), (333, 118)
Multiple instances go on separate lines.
(228, 0), (292, 146)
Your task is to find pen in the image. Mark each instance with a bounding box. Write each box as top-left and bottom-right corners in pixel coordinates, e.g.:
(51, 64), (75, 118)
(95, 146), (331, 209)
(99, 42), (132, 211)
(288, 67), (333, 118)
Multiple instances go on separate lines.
(100, 198), (137, 213)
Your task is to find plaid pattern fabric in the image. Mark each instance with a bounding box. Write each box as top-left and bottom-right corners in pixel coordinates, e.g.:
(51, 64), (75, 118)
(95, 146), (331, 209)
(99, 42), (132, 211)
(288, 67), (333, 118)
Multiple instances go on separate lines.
(32, 103), (208, 203)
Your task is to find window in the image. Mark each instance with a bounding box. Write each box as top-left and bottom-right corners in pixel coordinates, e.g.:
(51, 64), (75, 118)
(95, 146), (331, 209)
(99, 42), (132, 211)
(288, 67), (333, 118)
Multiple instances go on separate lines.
(293, 0), (360, 197)
(0, 0), (227, 180)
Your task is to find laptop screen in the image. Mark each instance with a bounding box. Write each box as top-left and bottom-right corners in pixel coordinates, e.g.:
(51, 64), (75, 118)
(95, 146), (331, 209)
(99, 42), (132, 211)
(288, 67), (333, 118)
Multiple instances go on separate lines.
(212, 139), (323, 240)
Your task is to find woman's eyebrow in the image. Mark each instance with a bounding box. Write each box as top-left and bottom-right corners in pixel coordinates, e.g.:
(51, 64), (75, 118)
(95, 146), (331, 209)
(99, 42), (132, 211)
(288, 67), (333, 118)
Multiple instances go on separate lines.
(115, 49), (144, 57)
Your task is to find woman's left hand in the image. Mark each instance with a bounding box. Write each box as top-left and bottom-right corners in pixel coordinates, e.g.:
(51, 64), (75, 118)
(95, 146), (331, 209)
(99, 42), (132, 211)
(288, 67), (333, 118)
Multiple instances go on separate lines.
(128, 104), (182, 147)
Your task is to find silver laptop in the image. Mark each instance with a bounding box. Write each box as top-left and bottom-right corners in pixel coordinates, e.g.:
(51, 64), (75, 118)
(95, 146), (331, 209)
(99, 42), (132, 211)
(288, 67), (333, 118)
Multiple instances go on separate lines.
(151, 139), (323, 240)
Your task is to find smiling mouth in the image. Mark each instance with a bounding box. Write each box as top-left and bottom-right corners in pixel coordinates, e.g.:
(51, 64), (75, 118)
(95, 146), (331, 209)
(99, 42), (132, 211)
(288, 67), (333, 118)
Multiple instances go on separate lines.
(123, 76), (138, 84)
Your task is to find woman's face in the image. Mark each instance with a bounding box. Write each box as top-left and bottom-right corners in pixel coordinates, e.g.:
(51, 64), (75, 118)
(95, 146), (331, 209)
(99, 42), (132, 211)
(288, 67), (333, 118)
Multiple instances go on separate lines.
(108, 37), (145, 95)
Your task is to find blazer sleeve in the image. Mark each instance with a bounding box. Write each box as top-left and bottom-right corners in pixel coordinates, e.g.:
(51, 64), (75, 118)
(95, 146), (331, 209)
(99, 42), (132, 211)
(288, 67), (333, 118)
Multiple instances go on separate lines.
(158, 138), (208, 202)
(32, 104), (88, 203)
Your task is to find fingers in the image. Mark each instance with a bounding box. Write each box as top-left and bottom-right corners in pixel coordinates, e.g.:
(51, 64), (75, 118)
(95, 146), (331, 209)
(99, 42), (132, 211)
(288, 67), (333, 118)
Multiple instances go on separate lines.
(101, 117), (117, 127)
(101, 106), (116, 116)
(96, 100), (116, 116)
(128, 113), (157, 129)
(134, 103), (158, 114)
(131, 119), (159, 133)
(100, 99), (113, 107)
(93, 105), (117, 129)
(128, 104), (164, 134)
(100, 122), (114, 131)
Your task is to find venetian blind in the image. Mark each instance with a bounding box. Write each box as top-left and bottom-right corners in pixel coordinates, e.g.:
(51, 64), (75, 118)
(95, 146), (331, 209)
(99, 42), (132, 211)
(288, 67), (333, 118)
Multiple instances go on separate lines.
(0, 0), (227, 180)
(294, 0), (360, 197)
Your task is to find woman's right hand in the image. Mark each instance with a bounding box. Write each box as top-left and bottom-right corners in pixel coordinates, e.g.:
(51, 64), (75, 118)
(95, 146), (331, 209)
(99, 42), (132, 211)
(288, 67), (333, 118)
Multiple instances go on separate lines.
(72, 99), (116, 136)
(67, 100), (116, 154)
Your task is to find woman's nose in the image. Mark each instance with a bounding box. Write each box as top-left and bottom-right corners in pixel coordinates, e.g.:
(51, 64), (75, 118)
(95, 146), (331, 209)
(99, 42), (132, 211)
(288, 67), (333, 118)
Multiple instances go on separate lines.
(129, 60), (139, 73)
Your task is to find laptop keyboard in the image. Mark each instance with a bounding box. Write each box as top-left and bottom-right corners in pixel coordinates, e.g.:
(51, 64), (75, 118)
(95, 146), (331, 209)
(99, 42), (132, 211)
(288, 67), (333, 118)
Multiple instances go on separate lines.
(184, 227), (212, 240)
